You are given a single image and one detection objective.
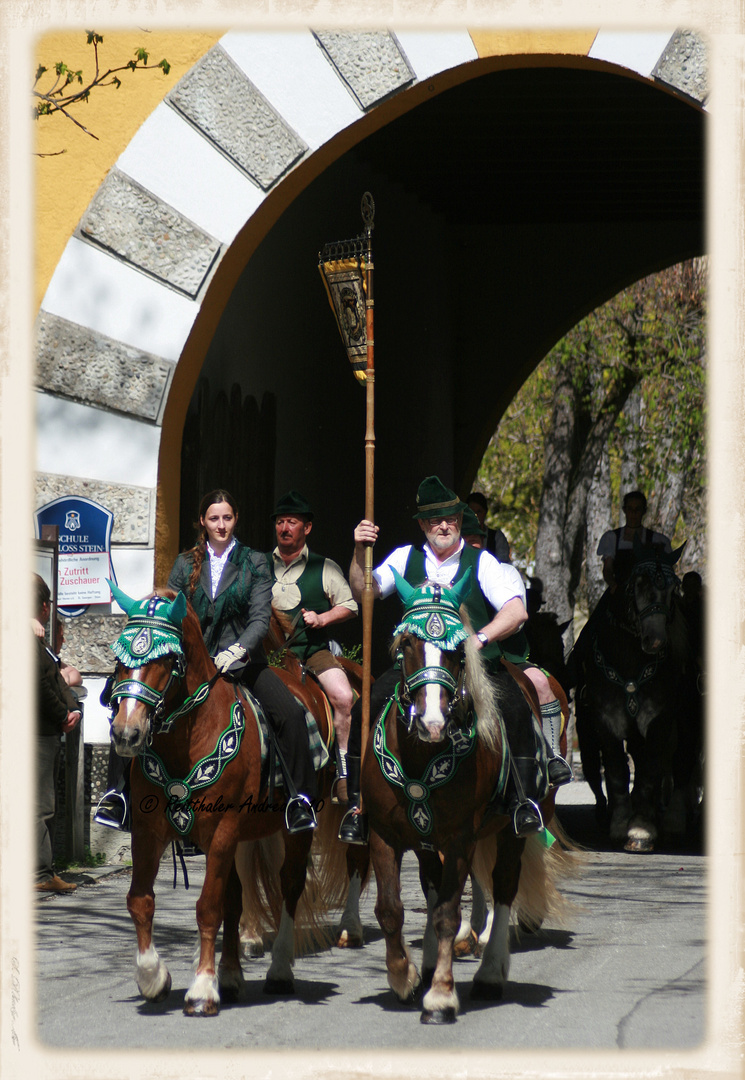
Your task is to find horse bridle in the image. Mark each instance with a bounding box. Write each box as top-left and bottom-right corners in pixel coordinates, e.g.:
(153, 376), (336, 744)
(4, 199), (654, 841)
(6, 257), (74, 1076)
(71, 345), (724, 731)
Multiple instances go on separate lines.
(624, 560), (678, 631)
(102, 653), (222, 740)
(395, 641), (469, 735)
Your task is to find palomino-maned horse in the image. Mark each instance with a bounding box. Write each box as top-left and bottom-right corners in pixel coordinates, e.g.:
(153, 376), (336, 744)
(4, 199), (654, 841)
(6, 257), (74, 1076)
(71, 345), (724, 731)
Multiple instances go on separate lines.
(573, 541), (690, 852)
(236, 609), (371, 953)
(105, 586), (343, 1015)
(361, 569), (575, 1024)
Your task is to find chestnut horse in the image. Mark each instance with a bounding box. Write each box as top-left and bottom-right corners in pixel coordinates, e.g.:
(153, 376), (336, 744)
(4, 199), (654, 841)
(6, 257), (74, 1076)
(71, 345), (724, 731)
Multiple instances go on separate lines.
(361, 569), (573, 1024)
(105, 586), (341, 1015)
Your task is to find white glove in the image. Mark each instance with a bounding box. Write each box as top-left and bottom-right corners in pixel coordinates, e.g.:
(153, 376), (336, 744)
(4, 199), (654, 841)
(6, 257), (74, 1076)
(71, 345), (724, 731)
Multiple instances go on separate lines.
(214, 643), (247, 672)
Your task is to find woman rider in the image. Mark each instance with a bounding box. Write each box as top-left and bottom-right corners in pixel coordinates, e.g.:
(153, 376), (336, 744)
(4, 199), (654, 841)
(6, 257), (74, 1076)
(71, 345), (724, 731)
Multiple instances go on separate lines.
(95, 489), (318, 834)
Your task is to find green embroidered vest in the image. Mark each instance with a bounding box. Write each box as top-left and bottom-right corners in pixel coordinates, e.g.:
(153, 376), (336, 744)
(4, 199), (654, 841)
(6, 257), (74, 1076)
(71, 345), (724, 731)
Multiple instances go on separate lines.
(402, 544), (529, 666)
(269, 550), (331, 658)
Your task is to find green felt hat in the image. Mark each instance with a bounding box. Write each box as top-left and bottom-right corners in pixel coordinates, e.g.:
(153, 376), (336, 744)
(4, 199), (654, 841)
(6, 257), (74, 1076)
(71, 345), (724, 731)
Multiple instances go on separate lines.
(412, 476), (468, 520)
(271, 490), (314, 520)
(461, 506), (486, 537)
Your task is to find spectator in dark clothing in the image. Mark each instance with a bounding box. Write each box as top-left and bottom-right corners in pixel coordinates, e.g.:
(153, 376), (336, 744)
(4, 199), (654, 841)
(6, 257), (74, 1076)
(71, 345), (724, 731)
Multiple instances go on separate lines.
(35, 574), (81, 894)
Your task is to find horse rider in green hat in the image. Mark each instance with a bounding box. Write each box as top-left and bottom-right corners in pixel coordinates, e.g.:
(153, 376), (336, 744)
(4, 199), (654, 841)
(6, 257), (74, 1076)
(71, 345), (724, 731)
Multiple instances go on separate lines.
(268, 490), (359, 802)
(339, 475), (573, 845)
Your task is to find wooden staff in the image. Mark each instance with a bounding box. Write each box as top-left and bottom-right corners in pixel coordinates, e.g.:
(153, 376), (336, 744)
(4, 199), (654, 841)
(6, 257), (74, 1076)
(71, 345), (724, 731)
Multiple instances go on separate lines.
(360, 192), (375, 787)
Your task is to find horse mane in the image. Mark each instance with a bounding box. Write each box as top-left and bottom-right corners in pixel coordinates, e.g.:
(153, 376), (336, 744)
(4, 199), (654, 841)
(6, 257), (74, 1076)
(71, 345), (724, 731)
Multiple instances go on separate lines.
(460, 610), (503, 756)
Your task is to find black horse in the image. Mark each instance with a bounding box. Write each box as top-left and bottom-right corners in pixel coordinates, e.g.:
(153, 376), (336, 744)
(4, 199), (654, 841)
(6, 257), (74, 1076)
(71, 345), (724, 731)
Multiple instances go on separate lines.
(572, 541), (690, 852)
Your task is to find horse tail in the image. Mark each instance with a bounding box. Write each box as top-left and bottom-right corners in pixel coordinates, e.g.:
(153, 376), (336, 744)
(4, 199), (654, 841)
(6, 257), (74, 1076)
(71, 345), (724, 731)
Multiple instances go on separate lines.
(236, 834), (285, 950)
(471, 819), (585, 932)
(292, 800), (366, 954)
(236, 806), (364, 957)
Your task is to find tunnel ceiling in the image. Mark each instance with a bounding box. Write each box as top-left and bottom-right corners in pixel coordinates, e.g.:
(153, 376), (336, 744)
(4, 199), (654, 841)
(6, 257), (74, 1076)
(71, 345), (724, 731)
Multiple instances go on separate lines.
(348, 65), (704, 226)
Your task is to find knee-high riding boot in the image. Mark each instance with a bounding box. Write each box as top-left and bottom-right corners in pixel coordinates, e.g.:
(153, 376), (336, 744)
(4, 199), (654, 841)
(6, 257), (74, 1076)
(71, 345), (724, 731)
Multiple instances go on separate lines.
(337, 755), (369, 845)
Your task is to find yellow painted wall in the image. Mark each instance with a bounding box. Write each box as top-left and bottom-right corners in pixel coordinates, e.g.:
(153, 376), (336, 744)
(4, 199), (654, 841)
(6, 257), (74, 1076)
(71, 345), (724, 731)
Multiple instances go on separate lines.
(34, 28), (600, 315)
(470, 30), (598, 58)
(34, 29), (223, 312)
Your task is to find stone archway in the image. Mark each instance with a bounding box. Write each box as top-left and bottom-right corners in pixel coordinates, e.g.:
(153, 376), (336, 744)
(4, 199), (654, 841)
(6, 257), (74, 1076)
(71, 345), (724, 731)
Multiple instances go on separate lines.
(34, 27), (706, 639)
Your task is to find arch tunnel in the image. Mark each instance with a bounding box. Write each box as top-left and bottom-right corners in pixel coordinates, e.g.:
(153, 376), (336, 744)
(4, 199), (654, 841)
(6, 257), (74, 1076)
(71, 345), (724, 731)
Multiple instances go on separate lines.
(34, 29), (705, 684)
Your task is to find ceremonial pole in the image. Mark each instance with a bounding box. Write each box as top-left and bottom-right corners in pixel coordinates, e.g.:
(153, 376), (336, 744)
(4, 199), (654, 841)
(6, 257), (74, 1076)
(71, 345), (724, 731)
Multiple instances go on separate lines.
(318, 192), (376, 797)
(359, 193), (375, 786)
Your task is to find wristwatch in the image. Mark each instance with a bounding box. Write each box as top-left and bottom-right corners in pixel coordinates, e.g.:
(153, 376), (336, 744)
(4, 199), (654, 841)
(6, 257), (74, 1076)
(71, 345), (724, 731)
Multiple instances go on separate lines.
(476, 631), (489, 646)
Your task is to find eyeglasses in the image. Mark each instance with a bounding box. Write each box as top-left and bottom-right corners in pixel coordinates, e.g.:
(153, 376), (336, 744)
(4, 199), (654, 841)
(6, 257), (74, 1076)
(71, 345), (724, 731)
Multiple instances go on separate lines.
(427, 515), (459, 526)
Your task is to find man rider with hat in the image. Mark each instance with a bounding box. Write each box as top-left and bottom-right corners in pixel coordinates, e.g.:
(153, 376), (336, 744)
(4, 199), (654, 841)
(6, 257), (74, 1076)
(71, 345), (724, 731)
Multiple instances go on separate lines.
(339, 476), (572, 845)
(268, 490), (359, 801)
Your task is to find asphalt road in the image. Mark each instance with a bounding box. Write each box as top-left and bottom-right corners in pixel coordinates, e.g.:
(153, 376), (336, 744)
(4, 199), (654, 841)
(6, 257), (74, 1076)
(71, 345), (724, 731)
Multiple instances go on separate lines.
(35, 781), (706, 1054)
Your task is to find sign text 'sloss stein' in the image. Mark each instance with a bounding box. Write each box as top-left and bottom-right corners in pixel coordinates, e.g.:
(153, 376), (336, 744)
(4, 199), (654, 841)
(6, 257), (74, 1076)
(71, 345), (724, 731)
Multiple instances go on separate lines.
(35, 497), (116, 615)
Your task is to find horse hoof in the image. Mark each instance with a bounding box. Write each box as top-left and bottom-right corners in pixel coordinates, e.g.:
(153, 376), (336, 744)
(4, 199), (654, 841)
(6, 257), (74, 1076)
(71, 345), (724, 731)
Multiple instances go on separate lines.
(624, 836), (654, 853)
(183, 997), (219, 1017)
(336, 929), (363, 949)
(264, 977), (294, 995)
(471, 979), (504, 1001)
(454, 929), (479, 957)
(145, 972), (171, 1003)
(421, 1006), (457, 1025)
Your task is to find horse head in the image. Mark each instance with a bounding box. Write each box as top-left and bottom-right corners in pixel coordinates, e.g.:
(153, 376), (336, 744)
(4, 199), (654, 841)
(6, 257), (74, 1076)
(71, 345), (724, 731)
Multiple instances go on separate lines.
(104, 584), (190, 755)
(390, 569), (472, 743)
(627, 540), (684, 655)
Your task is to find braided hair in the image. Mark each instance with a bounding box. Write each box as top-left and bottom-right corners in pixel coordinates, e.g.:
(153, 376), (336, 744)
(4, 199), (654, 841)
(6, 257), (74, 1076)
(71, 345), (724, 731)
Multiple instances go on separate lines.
(184, 489), (239, 598)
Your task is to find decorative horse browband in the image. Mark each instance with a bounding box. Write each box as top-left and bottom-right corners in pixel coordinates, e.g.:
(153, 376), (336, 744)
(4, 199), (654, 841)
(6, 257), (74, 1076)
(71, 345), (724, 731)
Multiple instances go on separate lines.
(373, 697), (478, 836)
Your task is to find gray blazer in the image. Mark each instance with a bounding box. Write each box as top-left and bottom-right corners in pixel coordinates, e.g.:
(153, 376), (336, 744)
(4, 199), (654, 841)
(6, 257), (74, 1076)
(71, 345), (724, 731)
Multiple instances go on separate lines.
(167, 542), (272, 667)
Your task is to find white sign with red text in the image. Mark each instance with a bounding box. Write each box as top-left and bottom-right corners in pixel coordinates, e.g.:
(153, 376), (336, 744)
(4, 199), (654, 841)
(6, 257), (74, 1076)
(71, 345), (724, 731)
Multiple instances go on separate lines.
(57, 552), (112, 605)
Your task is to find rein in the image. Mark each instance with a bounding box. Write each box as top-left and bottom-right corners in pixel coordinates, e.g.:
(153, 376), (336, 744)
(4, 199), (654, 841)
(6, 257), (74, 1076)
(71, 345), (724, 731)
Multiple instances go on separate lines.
(107, 666), (222, 738)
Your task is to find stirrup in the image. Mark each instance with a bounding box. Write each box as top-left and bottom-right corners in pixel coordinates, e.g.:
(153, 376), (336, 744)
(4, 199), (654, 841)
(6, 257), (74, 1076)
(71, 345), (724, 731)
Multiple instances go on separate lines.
(285, 794), (317, 834)
(93, 789), (128, 830)
(548, 755), (574, 788)
(511, 799), (544, 838)
(338, 806), (369, 845)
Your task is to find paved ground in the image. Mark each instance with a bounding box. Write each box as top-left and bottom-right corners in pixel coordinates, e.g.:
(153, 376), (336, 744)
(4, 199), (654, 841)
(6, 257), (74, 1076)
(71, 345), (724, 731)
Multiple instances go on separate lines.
(35, 778), (706, 1053)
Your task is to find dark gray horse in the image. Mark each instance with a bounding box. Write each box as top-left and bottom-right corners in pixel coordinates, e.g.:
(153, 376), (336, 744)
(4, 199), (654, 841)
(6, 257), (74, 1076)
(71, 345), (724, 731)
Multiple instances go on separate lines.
(572, 541), (690, 852)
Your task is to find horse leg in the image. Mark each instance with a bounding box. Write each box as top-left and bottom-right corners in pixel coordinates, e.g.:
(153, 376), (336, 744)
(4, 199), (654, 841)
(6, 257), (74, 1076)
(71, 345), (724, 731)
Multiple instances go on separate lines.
(417, 850), (444, 986)
(127, 831), (172, 1002)
(454, 874), (486, 957)
(598, 731), (632, 844)
(336, 844), (369, 949)
(575, 698), (607, 823)
(626, 722), (673, 853)
(421, 843), (472, 1024)
(184, 832), (238, 1016)
(471, 829), (523, 999)
(218, 859), (246, 1001)
(264, 831), (313, 994)
(236, 840), (266, 958)
(370, 831), (420, 1004)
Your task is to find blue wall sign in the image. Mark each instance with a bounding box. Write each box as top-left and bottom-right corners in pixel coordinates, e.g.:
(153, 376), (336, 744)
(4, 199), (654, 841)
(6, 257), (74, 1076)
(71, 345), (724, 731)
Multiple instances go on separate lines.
(34, 496), (118, 617)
